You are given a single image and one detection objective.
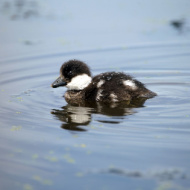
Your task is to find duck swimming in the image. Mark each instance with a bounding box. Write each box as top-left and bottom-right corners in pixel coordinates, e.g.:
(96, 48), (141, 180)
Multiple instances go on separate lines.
(51, 60), (156, 105)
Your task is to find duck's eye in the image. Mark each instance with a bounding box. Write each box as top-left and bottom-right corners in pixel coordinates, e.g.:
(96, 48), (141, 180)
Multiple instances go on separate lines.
(68, 71), (72, 75)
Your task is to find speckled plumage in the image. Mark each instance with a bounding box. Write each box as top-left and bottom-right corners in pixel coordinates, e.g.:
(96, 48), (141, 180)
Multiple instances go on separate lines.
(52, 60), (157, 105)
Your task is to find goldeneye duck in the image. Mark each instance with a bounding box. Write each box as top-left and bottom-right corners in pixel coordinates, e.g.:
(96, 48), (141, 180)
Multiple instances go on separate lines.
(51, 59), (157, 104)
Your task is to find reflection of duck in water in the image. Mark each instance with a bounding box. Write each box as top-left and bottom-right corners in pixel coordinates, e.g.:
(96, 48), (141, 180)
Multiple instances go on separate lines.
(51, 60), (156, 105)
(51, 105), (92, 131)
(51, 99), (147, 131)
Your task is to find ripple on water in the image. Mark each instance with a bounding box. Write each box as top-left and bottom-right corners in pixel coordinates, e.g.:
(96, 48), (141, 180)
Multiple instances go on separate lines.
(0, 44), (190, 190)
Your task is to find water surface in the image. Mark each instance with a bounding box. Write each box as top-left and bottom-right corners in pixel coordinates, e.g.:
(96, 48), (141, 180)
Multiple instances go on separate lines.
(0, 1), (190, 190)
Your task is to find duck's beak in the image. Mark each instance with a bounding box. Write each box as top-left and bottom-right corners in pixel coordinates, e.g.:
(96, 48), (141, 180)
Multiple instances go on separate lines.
(51, 76), (67, 88)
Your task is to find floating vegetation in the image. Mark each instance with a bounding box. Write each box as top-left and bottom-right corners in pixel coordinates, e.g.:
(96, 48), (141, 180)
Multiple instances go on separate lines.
(75, 172), (84, 177)
(23, 184), (33, 190)
(86, 150), (92, 155)
(48, 150), (54, 154)
(63, 154), (75, 164)
(74, 144), (87, 148)
(10, 96), (24, 102)
(90, 125), (97, 129)
(32, 154), (39, 159)
(32, 175), (41, 182)
(72, 135), (78, 138)
(32, 175), (53, 186)
(45, 156), (58, 162)
(10, 125), (22, 131)
(80, 144), (86, 148)
(10, 89), (36, 103)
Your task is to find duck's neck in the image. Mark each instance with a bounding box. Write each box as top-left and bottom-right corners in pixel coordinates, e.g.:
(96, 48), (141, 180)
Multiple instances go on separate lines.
(66, 74), (92, 90)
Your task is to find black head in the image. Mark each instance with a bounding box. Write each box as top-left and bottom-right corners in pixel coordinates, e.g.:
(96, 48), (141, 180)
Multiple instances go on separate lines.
(51, 60), (92, 88)
(60, 60), (91, 81)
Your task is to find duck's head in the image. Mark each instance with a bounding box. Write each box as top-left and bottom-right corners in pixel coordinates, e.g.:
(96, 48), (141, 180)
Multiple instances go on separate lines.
(51, 60), (92, 90)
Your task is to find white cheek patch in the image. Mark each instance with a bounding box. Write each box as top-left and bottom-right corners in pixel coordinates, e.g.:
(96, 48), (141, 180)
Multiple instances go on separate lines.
(97, 80), (105, 88)
(66, 74), (92, 90)
(123, 80), (137, 90)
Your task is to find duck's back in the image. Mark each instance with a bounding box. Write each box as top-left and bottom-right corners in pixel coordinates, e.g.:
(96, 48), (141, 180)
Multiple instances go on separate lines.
(85, 72), (156, 103)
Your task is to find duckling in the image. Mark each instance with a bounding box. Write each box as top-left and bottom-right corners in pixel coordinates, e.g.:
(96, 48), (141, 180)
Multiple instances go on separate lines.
(51, 59), (156, 105)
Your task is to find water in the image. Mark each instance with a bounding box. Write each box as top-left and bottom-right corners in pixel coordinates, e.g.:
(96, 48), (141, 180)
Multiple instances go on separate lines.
(0, 1), (190, 190)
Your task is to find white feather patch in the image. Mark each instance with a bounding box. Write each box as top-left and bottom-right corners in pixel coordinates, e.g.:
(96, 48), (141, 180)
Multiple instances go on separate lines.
(123, 80), (137, 90)
(110, 93), (118, 102)
(97, 80), (105, 88)
(96, 89), (103, 101)
(66, 74), (92, 90)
